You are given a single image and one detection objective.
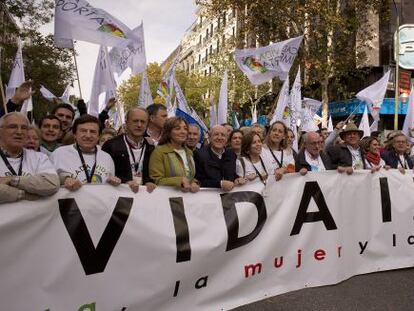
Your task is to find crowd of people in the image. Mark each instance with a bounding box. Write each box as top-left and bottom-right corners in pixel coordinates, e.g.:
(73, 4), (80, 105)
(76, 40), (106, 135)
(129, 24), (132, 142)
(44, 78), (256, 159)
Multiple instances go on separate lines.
(0, 81), (413, 203)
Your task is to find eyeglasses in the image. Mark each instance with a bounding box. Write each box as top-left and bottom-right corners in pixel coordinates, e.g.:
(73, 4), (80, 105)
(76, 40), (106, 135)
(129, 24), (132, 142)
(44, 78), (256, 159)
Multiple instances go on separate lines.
(1, 124), (29, 131)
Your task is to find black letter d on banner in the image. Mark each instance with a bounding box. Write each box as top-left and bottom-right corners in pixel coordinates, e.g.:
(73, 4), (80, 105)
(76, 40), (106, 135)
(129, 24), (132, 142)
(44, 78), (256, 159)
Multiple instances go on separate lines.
(221, 191), (267, 252)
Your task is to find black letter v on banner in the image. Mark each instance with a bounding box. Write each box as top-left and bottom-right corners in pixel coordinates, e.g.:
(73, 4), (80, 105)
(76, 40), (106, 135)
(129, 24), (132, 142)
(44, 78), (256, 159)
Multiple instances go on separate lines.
(58, 197), (133, 275)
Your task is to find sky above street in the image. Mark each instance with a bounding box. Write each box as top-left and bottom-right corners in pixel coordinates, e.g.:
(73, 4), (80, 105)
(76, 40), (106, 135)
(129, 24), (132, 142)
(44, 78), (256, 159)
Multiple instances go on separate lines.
(41, 0), (197, 100)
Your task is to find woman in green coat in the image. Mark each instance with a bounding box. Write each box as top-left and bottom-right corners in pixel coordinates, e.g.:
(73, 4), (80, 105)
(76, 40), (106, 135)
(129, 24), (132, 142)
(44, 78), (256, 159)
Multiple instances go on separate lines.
(149, 117), (200, 192)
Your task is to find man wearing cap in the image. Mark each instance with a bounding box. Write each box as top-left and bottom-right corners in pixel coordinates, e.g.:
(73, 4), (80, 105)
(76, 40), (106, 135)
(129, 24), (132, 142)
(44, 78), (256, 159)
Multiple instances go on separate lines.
(326, 122), (366, 173)
(296, 132), (333, 174)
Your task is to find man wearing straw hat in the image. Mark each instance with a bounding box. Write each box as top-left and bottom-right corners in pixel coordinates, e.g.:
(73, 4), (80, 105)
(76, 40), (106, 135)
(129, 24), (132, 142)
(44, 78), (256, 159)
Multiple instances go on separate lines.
(326, 122), (366, 173)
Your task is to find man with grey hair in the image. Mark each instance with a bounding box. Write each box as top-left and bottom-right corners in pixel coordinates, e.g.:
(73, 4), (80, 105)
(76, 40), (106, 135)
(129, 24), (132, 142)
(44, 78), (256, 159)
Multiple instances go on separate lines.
(102, 107), (156, 193)
(194, 124), (242, 191)
(0, 112), (60, 203)
(295, 131), (332, 175)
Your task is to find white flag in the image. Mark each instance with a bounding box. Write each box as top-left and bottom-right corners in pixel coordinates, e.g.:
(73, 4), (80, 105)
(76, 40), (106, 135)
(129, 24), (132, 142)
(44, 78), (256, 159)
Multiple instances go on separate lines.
(327, 115), (334, 132)
(358, 104), (371, 138)
(173, 78), (191, 113)
(234, 36), (303, 85)
(271, 78), (290, 125)
(251, 104), (258, 124)
(301, 98), (322, 132)
(60, 84), (73, 104)
(109, 22), (146, 75)
(138, 71), (153, 108)
(190, 108), (208, 133)
(54, 0), (138, 48)
(40, 85), (57, 101)
(157, 57), (179, 109)
(88, 45), (117, 117)
(217, 70), (228, 124)
(210, 104), (217, 128)
(6, 38), (32, 113)
(402, 88), (414, 141)
(289, 67), (302, 150)
(356, 70), (391, 121)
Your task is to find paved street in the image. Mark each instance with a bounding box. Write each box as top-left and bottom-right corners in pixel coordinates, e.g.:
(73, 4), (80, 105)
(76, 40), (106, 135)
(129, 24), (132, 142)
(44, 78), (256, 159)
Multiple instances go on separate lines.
(234, 268), (414, 311)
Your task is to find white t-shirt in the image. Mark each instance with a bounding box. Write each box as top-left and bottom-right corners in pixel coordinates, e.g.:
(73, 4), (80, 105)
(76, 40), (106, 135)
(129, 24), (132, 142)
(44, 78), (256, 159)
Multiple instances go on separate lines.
(262, 146), (296, 173)
(51, 144), (115, 184)
(236, 156), (268, 179)
(0, 149), (56, 177)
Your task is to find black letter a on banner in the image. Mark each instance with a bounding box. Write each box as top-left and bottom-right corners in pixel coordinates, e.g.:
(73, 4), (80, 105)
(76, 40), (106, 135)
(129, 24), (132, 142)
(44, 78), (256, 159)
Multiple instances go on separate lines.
(59, 197), (133, 275)
(221, 191), (267, 251)
(290, 182), (337, 236)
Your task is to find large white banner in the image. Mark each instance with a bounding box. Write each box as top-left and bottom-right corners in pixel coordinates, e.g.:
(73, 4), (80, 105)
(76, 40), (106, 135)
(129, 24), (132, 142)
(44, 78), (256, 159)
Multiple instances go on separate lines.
(1, 171), (414, 310)
(234, 36), (303, 85)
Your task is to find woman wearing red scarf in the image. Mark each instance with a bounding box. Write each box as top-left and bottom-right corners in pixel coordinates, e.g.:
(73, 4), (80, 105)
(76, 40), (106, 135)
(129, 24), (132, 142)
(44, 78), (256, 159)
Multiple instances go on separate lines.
(361, 137), (387, 172)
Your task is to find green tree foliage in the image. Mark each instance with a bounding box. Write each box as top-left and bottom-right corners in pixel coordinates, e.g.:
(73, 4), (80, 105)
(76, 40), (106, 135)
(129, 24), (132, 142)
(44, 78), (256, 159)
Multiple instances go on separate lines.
(196, 0), (387, 122)
(118, 62), (212, 118)
(1, 0), (75, 120)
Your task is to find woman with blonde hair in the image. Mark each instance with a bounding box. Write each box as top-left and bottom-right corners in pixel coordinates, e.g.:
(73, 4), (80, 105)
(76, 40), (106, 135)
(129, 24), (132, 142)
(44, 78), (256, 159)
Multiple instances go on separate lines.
(149, 117), (199, 192)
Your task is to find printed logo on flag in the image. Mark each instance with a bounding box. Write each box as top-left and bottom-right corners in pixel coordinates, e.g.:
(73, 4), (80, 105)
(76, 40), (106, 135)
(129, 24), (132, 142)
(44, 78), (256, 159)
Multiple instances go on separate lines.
(98, 23), (126, 38)
(242, 56), (268, 73)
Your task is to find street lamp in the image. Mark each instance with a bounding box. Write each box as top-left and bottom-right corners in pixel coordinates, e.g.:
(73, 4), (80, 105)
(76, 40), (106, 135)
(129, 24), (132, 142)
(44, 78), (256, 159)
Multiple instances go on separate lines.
(393, 0), (400, 130)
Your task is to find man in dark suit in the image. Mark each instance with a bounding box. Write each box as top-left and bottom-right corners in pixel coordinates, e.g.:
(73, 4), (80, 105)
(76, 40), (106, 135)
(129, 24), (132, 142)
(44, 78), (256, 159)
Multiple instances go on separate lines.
(194, 125), (239, 191)
(296, 132), (332, 174)
(102, 107), (156, 193)
(326, 122), (366, 173)
(381, 132), (413, 170)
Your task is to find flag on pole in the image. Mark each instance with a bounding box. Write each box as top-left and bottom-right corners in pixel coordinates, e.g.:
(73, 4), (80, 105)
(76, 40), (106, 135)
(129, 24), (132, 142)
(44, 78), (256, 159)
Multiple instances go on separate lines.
(234, 36), (303, 85)
(54, 0), (138, 48)
(217, 70), (228, 124)
(356, 70), (391, 122)
(358, 104), (371, 138)
(402, 88), (414, 141)
(6, 38), (32, 113)
(173, 78), (191, 113)
(327, 115), (334, 132)
(210, 104), (217, 128)
(251, 104), (258, 124)
(190, 108), (208, 133)
(289, 67), (302, 150)
(157, 57), (179, 109)
(109, 22), (146, 75)
(230, 111), (240, 129)
(40, 84), (73, 105)
(175, 108), (205, 144)
(138, 71), (153, 108)
(301, 98), (322, 132)
(271, 78), (290, 125)
(88, 45), (117, 117)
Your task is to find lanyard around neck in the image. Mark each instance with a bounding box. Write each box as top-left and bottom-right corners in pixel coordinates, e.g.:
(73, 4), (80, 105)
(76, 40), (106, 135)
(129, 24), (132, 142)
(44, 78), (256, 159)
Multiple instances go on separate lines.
(269, 148), (283, 168)
(0, 148), (23, 176)
(124, 135), (145, 173)
(75, 144), (97, 183)
(249, 155), (268, 185)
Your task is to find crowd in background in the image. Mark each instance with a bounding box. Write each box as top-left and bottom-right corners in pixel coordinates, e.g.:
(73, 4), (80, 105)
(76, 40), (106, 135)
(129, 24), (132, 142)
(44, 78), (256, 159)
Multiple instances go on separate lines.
(0, 81), (413, 203)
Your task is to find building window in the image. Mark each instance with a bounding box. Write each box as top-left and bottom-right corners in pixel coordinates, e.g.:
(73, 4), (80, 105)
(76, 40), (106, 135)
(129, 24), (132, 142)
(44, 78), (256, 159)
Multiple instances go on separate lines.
(209, 66), (212, 75)
(205, 49), (208, 60)
(198, 54), (201, 64)
(199, 35), (202, 44)
(206, 28), (209, 38)
(209, 45), (213, 55)
(210, 24), (214, 36)
(217, 40), (220, 53)
(223, 12), (226, 27)
(232, 27), (235, 37)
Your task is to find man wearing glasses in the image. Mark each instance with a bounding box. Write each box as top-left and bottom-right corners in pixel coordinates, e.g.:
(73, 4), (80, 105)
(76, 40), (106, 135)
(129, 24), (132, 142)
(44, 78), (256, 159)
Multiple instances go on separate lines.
(296, 132), (333, 175)
(0, 112), (60, 203)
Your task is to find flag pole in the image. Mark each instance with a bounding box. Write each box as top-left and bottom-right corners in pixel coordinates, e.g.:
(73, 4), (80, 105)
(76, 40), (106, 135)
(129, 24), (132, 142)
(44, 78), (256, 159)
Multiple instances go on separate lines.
(0, 47), (7, 113)
(72, 42), (83, 99)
